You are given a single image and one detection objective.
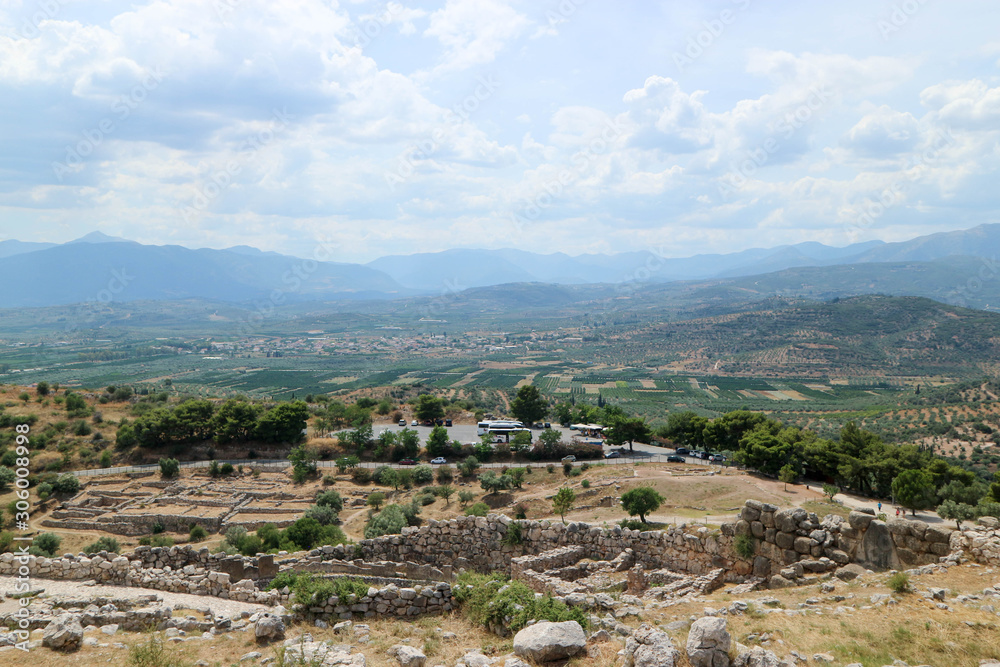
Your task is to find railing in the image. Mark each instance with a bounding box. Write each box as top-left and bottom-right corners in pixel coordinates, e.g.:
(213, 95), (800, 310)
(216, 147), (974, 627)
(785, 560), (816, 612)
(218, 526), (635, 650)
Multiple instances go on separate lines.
(69, 452), (728, 477)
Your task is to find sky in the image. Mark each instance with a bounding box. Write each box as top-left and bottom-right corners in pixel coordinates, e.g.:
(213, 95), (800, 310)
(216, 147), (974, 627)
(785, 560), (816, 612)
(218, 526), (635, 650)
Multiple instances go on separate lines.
(0, 0), (998, 263)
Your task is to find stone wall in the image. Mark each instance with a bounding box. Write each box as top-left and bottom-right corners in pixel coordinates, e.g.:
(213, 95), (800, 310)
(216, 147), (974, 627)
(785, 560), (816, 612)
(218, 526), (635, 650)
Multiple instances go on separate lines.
(281, 582), (454, 621)
(949, 517), (1000, 565)
(358, 514), (744, 580)
(731, 500), (953, 587)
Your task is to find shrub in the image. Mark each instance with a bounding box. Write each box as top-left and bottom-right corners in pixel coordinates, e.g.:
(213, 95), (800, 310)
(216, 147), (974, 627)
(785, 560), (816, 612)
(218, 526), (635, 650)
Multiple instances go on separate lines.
(32, 532), (61, 557)
(367, 491), (386, 510)
(734, 533), (756, 560)
(304, 504), (339, 526)
(464, 502), (490, 517)
(284, 517), (348, 550)
(315, 489), (344, 512)
(219, 462), (234, 476)
(513, 502), (528, 520)
(158, 457), (180, 478)
(502, 522), (524, 546)
(563, 462), (573, 476)
(364, 504), (408, 538)
(416, 492), (436, 506)
(351, 468), (372, 484)
(73, 420), (92, 436)
(458, 490), (476, 507)
(413, 464), (434, 485)
(0, 466), (15, 492)
(581, 479), (590, 488)
(100, 450), (113, 468)
(887, 572), (910, 594)
(128, 633), (173, 667)
(453, 572), (587, 634)
(53, 474), (81, 495)
(84, 536), (120, 554)
(373, 465), (394, 485)
(151, 522), (165, 534)
(458, 456), (480, 478)
(139, 535), (174, 547)
(436, 466), (454, 484)
(36, 482), (54, 501)
(546, 464), (555, 474)
(580, 462), (590, 472)
(189, 525), (208, 542)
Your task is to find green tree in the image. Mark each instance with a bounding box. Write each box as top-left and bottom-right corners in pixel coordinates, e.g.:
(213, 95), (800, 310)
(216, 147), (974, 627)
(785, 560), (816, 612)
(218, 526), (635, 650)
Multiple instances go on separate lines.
(414, 394), (445, 423)
(335, 455), (360, 473)
(288, 445), (317, 483)
(367, 491), (386, 510)
(32, 533), (61, 557)
(36, 381), (49, 397)
(256, 401), (309, 443)
(0, 466), (14, 492)
(892, 469), (936, 516)
(17, 392), (29, 404)
(52, 474), (80, 495)
(426, 426), (451, 458)
(342, 423), (373, 455)
(212, 399), (261, 443)
(778, 464), (797, 491)
(510, 430), (533, 455)
(99, 450), (113, 468)
(822, 484), (839, 501)
(158, 457), (180, 479)
(538, 428), (562, 454)
(437, 484), (455, 505)
(620, 487), (664, 524)
(364, 504), (408, 538)
(458, 456), (480, 478)
(396, 428), (421, 460)
(553, 402), (573, 426)
(479, 471), (512, 495)
(552, 487), (576, 523)
(510, 385), (547, 425)
(458, 490), (476, 507)
(315, 489), (343, 512)
(937, 499), (979, 530)
(605, 417), (650, 452)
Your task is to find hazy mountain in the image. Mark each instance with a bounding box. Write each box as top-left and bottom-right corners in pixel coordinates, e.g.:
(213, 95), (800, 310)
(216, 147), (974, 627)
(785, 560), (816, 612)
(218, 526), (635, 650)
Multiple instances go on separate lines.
(0, 239), (57, 258)
(65, 231), (132, 244)
(0, 241), (405, 308)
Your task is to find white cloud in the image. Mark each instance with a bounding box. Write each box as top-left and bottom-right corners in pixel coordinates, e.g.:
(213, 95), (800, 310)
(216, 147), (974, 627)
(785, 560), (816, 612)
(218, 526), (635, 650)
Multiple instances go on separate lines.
(423, 0), (529, 75)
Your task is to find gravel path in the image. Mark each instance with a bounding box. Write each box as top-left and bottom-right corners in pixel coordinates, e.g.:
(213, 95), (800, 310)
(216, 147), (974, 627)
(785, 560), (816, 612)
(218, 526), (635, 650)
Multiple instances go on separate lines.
(0, 576), (272, 617)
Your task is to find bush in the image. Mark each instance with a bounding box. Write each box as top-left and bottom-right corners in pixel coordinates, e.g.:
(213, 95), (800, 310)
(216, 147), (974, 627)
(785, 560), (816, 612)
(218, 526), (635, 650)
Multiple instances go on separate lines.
(36, 482), (54, 501)
(413, 464), (434, 485)
(502, 522), (524, 546)
(436, 466), (454, 484)
(219, 462), (234, 476)
(415, 492), (436, 506)
(373, 466), (394, 485)
(158, 457), (180, 478)
(315, 489), (343, 512)
(0, 466), (15, 492)
(32, 532), (61, 557)
(52, 474), (80, 495)
(734, 533), (756, 560)
(128, 634), (172, 667)
(139, 535), (174, 547)
(546, 464), (555, 474)
(367, 491), (386, 510)
(351, 467), (372, 484)
(283, 517), (348, 550)
(364, 504), (408, 539)
(189, 525), (208, 542)
(887, 572), (910, 594)
(464, 502), (490, 517)
(581, 479), (590, 488)
(563, 462), (573, 476)
(458, 490), (476, 507)
(304, 504), (339, 526)
(453, 572), (587, 634)
(84, 536), (120, 554)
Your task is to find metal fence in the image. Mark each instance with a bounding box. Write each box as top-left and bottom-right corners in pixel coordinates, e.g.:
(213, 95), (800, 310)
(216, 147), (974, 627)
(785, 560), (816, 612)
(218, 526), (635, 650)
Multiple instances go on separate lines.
(69, 452), (728, 478)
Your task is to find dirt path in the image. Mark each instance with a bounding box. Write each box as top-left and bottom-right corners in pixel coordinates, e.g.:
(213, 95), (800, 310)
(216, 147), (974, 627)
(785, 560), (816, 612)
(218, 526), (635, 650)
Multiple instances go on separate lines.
(0, 576), (271, 617)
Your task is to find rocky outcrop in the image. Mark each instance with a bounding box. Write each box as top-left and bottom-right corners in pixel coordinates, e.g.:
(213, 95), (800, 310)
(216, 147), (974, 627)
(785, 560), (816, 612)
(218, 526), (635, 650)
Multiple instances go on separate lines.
(512, 621), (586, 663)
(686, 616), (731, 667)
(254, 613), (285, 643)
(623, 624), (681, 667)
(41, 614), (84, 652)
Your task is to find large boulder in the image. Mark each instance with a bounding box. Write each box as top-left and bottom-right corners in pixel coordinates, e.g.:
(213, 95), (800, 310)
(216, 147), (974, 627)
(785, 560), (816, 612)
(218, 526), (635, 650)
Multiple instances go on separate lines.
(855, 520), (900, 571)
(254, 613), (285, 643)
(388, 644), (426, 667)
(42, 614), (84, 652)
(624, 624), (681, 667)
(733, 646), (784, 667)
(513, 621), (586, 663)
(686, 616), (731, 667)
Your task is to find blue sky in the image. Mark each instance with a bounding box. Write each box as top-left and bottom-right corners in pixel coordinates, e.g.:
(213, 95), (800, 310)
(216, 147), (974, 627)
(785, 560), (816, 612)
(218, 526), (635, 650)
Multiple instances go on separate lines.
(1, 0), (998, 262)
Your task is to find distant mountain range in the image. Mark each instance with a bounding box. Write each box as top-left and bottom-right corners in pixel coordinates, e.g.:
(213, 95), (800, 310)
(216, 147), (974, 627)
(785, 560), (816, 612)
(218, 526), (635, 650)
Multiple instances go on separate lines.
(2, 224), (1000, 308)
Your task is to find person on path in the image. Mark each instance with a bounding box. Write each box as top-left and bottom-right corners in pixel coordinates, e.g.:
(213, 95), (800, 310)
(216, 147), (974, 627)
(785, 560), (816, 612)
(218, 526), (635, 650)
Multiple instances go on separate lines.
(878, 502), (882, 512)
(896, 507), (900, 517)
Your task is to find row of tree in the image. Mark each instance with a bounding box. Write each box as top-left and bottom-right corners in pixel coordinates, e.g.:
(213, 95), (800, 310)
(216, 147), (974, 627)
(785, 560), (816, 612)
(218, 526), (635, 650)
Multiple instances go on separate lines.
(116, 399), (309, 448)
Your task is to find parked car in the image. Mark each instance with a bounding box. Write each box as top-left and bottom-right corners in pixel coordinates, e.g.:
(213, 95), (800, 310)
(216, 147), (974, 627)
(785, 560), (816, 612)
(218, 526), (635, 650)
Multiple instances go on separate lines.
(410, 420), (418, 426)
(604, 450), (622, 459)
(675, 447), (690, 456)
(430, 457), (447, 465)
(561, 455), (576, 463)
(666, 455), (685, 463)
(398, 458), (417, 465)
(543, 422), (551, 429)
(445, 419), (452, 427)
(398, 419), (406, 426)
(709, 454), (727, 463)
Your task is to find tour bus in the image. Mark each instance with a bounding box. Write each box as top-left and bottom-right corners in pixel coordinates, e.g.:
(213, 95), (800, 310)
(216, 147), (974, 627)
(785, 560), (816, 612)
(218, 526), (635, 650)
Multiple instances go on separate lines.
(476, 419), (532, 443)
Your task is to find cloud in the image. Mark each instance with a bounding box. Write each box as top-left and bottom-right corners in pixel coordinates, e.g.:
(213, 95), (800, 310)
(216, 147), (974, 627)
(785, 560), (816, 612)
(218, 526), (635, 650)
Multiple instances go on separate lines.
(423, 0), (529, 75)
